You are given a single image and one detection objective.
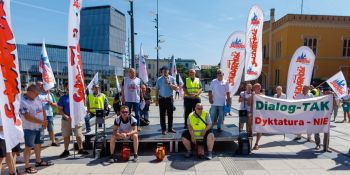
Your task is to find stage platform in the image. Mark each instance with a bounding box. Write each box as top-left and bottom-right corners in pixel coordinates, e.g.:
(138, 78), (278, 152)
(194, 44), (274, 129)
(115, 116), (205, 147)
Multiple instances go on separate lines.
(86, 123), (239, 153)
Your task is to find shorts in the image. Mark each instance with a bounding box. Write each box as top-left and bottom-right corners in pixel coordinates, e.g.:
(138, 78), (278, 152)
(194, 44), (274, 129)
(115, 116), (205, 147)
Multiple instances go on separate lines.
(24, 129), (44, 148)
(342, 102), (350, 112)
(61, 119), (83, 138)
(181, 129), (212, 144)
(0, 139), (20, 157)
(47, 116), (54, 132)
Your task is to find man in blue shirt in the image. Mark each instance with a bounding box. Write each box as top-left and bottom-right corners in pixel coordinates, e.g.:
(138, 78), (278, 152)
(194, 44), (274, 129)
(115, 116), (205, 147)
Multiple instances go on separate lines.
(57, 83), (89, 158)
(155, 66), (178, 135)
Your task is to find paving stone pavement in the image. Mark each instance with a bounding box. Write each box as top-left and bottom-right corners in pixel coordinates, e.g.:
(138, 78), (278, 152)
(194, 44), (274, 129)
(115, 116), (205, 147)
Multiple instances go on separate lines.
(3, 93), (350, 175)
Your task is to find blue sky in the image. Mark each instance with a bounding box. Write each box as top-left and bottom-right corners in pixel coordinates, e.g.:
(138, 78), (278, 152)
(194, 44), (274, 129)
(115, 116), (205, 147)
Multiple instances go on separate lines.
(10, 0), (350, 66)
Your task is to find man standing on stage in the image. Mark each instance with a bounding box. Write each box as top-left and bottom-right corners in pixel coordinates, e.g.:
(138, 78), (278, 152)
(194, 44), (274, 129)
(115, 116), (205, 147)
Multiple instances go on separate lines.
(183, 69), (202, 128)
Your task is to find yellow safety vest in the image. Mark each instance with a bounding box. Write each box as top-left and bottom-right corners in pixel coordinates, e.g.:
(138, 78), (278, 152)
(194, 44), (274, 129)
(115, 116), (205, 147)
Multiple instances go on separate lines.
(185, 77), (200, 97)
(312, 88), (319, 97)
(189, 111), (207, 140)
(88, 93), (106, 114)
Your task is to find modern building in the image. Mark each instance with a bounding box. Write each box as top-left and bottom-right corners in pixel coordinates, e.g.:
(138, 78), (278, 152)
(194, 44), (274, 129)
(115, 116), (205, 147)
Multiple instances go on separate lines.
(80, 5), (126, 76)
(135, 56), (198, 85)
(18, 44), (116, 90)
(262, 9), (350, 90)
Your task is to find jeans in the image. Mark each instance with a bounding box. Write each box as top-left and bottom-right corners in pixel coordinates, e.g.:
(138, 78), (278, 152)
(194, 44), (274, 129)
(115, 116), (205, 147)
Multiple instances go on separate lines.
(85, 114), (92, 132)
(210, 105), (224, 129)
(159, 97), (174, 131)
(126, 102), (140, 126)
(140, 110), (149, 121)
(184, 97), (201, 127)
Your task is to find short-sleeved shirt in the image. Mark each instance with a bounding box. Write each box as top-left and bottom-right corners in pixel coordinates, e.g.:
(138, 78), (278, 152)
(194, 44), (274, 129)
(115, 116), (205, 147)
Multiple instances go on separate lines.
(273, 93), (287, 99)
(239, 91), (251, 111)
(58, 94), (70, 116)
(342, 94), (350, 101)
(20, 95), (44, 130)
(38, 92), (56, 117)
(123, 77), (141, 103)
(156, 76), (176, 97)
(114, 116), (137, 133)
(295, 92), (314, 100)
(209, 79), (229, 106)
(186, 112), (212, 126)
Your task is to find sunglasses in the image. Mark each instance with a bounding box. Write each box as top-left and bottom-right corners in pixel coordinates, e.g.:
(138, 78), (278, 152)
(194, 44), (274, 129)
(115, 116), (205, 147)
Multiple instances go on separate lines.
(196, 108), (203, 110)
(121, 111), (128, 114)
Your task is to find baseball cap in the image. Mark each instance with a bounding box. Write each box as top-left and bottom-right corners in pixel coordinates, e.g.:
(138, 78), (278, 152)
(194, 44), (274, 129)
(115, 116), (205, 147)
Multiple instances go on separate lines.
(161, 65), (169, 70)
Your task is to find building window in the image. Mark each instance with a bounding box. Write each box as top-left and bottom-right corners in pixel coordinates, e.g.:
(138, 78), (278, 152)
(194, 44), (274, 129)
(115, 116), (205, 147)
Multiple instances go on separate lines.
(303, 37), (317, 55)
(263, 45), (267, 59)
(274, 69), (280, 86)
(343, 39), (350, 57)
(148, 64), (151, 69)
(185, 63), (189, 68)
(275, 41), (281, 59)
(136, 64), (139, 69)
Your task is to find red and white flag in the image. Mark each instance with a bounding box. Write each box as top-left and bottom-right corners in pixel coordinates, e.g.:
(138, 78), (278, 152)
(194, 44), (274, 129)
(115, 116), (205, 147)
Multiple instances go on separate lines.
(220, 31), (246, 96)
(138, 43), (149, 83)
(326, 71), (348, 98)
(244, 5), (264, 81)
(286, 46), (316, 99)
(39, 40), (56, 91)
(171, 56), (177, 77)
(0, 0), (24, 151)
(67, 0), (86, 128)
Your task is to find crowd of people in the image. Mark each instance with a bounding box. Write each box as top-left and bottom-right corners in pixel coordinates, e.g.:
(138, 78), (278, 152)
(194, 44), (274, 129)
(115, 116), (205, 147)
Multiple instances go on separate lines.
(1, 66), (350, 174)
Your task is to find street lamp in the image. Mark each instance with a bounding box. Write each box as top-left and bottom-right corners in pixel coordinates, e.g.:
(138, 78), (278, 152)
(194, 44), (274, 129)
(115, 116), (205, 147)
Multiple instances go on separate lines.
(154, 0), (160, 77)
(127, 0), (135, 68)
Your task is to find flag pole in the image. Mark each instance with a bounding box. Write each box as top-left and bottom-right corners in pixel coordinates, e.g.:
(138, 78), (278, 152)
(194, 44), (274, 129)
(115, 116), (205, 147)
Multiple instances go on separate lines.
(72, 129), (76, 159)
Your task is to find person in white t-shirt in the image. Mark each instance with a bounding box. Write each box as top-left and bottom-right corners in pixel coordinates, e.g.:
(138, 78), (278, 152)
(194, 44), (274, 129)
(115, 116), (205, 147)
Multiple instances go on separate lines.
(294, 85), (314, 141)
(238, 83), (252, 131)
(273, 86), (286, 99)
(208, 69), (230, 132)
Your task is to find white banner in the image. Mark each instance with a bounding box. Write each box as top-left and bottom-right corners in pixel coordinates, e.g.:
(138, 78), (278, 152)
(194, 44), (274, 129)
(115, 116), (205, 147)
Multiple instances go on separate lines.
(253, 95), (332, 134)
(326, 71), (348, 98)
(87, 72), (98, 94)
(138, 43), (148, 83)
(0, 0), (24, 151)
(244, 5), (264, 81)
(39, 40), (56, 91)
(67, 0), (86, 128)
(220, 31), (246, 96)
(286, 46), (316, 99)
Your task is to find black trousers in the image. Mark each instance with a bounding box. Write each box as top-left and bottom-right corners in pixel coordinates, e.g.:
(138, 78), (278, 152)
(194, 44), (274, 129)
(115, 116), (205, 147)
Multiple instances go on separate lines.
(183, 97), (201, 127)
(159, 97), (174, 131)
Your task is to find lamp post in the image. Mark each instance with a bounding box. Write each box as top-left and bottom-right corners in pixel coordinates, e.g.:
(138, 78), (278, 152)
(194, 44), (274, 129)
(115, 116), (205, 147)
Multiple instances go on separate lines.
(128, 0), (135, 68)
(155, 0), (159, 77)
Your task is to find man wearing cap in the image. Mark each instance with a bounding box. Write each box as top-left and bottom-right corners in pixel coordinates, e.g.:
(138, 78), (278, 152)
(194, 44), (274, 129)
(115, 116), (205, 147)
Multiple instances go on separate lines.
(86, 84), (109, 133)
(155, 66), (178, 135)
(121, 68), (143, 130)
(183, 69), (202, 128)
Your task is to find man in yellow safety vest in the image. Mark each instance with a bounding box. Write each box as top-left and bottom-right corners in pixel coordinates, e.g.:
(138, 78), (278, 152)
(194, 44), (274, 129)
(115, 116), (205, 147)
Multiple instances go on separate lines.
(86, 84), (109, 132)
(183, 69), (202, 128)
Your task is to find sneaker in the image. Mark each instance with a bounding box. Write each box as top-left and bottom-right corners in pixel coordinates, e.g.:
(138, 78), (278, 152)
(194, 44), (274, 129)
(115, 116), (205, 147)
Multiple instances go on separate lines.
(51, 142), (59, 147)
(108, 155), (116, 163)
(293, 137), (301, 141)
(59, 150), (70, 158)
(206, 152), (213, 160)
(184, 151), (192, 158)
(78, 149), (89, 155)
(133, 154), (139, 162)
(315, 145), (321, 150)
(217, 128), (222, 133)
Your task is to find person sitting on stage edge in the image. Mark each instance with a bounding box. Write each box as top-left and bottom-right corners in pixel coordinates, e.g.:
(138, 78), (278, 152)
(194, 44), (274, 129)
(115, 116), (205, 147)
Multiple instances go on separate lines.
(182, 103), (215, 160)
(109, 105), (139, 163)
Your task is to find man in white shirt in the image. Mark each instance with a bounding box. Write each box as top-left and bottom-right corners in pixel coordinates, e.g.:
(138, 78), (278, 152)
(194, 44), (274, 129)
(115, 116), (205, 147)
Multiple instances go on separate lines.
(238, 83), (252, 131)
(294, 85), (313, 141)
(273, 86), (287, 99)
(208, 69), (230, 132)
(20, 84), (53, 174)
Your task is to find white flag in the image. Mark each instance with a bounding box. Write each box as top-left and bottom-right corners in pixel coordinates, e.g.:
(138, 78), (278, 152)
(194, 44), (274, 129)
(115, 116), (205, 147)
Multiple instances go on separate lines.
(286, 46), (316, 99)
(0, 0), (24, 151)
(39, 40), (56, 91)
(138, 43), (149, 83)
(220, 31), (246, 96)
(244, 5), (264, 81)
(326, 71), (348, 98)
(67, 0), (86, 128)
(178, 73), (184, 85)
(87, 72), (98, 94)
(171, 56), (177, 77)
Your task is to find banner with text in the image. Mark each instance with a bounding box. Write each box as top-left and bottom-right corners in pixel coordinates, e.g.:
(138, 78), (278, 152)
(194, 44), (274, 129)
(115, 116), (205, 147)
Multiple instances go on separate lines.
(286, 46), (316, 99)
(253, 95), (332, 134)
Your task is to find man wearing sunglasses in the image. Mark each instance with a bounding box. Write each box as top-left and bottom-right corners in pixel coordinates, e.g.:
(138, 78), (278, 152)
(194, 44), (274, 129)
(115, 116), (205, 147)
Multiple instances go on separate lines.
(109, 106), (139, 163)
(208, 69), (230, 132)
(181, 103), (215, 160)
